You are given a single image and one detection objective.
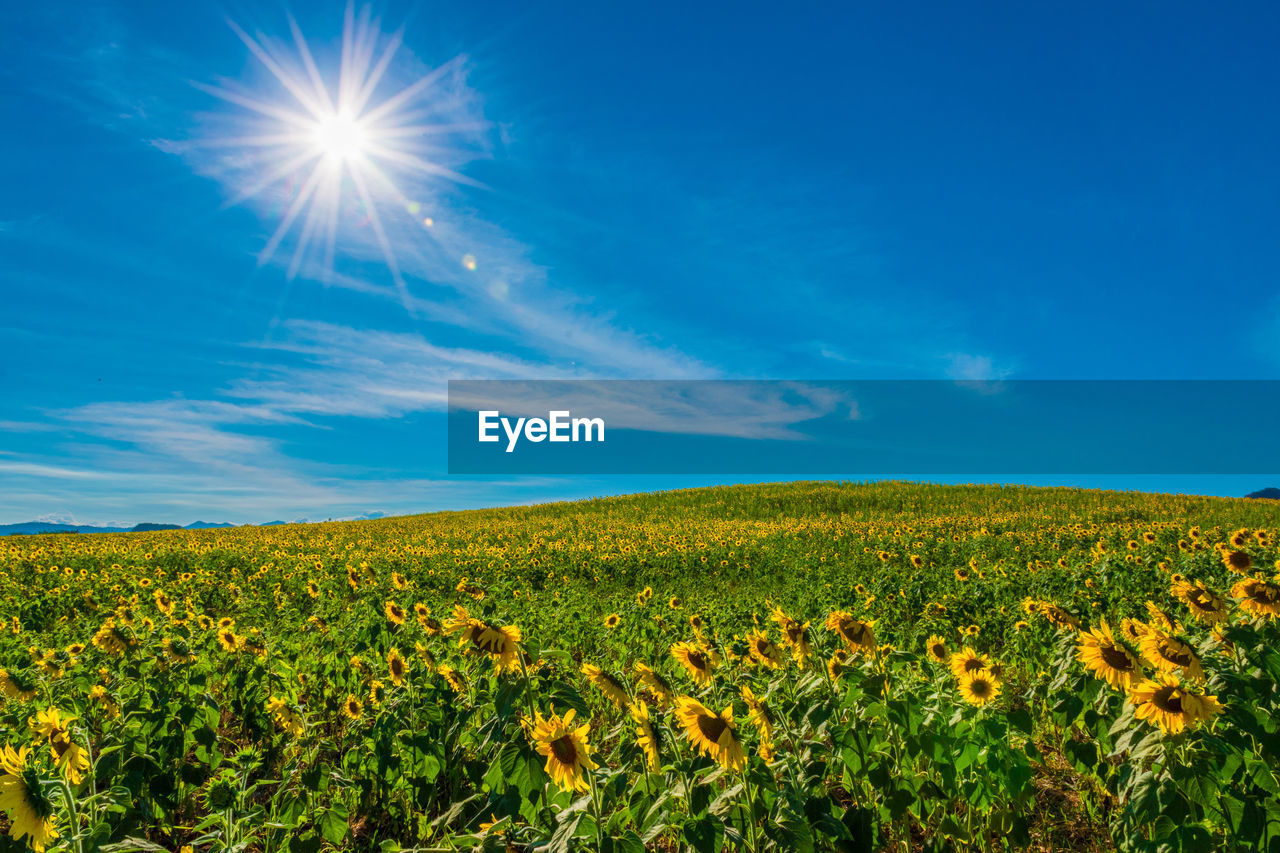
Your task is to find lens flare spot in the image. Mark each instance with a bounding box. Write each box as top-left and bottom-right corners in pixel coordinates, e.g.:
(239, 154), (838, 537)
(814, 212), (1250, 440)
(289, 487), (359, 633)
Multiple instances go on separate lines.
(462, 253), (477, 271)
(422, 217), (434, 228)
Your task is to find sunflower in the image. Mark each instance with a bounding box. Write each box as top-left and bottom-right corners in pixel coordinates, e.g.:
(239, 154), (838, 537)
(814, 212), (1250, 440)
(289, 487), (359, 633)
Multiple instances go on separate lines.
(604, 613), (621, 629)
(925, 635), (949, 663)
(746, 629), (786, 669)
(529, 709), (597, 792)
(670, 642), (718, 685)
(0, 668), (39, 701)
(456, 578), (486, 600)
(634, 662), (676, 706)
(1139, 629), (1204, 680)
(384, 600), (406, 626)
(1077, 619), (1141, 690)
(827, 649), (852, 680)
(89, 685), (119, 717)
(953, 567), (970, 581)
(305, 581), (320, 598)
(949, 647), (991, 680)
(91, 620), (136, 655)
(630, 701), (663, 772)
(770, 606), (812, 661)
(1144, 601), (1181, 633)
(636, 586), (654, 605)
(216, 629), (241, 653)
(668, 596), (683, 609)
(442, 607), (523, 671)
(582, 663), (629, 708)
(825, 611), (875, 653)
(368, 679), (387, 706)
(1129, 674), (1222, 734)
(958, 671), (1001, 706)
(342, 695), (363, 720)
(1173, 580), (1227, 623)
(674, 696), (745, 771)
(1120, 617), (1148, 644)
(740, 684), (776, 741)
(439, 665), (466, 693)
(1222, 549), (1252, 573)
(1039, 604), (1080, 630)
(388, 648), (408, 686)
(266, 697), (305, 737)
(0, 745), (59, 852)
(1231, 576), (1280, 619)
(163, 637), (196, 665)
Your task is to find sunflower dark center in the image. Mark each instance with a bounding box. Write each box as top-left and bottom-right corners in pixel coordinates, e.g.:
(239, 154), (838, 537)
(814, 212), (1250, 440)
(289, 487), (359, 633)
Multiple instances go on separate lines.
(696, 713), (728, 744)
(969, 679), (992, 698)
(550, 734), (578, 766)
(1158, 642), (1193, 667)
(1152, 686), (1184, 713)
(963, 658), (986, 673)
(1100, 645), (1135, 670)
(688, 652), (707, 670)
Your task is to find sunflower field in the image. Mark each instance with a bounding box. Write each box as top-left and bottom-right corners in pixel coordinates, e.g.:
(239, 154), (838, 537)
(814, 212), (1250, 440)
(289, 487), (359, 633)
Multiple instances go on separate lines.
(2, 481), (1279, 853)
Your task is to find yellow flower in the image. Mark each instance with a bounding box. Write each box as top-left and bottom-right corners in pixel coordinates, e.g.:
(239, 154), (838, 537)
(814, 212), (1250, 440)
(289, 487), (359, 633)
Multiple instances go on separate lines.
(674, 696), (745, 772)
(670, 642), (717, 685)
(384, 600), (406, 626)
(604, 613), (621, 629)
(958, 671), (1001, 706)
(825, 611), (875, 653)
(630, 701), (663, 772)
(1077, 619), (1141, 690)
(740, 684), (775, 741)
(388, 647), (408, 686)
(0, 668), (38, 701)
(342, 695), (363, 720)
(443, 606), (522, 672)
(1129, 674), (1222, 733)
(1138, 628), (1204, 681)
(949, 647), (990, 680)
(528, 709), (597, 792)
(1232, 576), (1280, 619)
(581, 663), (629, 708)
(769, 606), (812, 662)
(634, 662), (675, 706)
(1172, 579), (1227, 623)
(746, 629), (785, 669)
(925, 635), (948, 663)
(0, 745), (59, 852)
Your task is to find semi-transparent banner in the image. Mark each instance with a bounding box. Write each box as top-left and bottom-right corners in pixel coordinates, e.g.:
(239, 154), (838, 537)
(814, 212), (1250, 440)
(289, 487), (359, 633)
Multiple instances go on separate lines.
(447, 380), (1279, 474)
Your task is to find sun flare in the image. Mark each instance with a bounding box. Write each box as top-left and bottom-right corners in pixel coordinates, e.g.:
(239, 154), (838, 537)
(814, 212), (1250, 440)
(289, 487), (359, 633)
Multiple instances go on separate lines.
(195, 3), (481, 306)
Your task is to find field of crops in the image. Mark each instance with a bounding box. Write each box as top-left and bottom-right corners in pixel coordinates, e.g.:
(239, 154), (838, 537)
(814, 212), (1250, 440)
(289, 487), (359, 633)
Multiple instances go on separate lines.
(2, 481), (1279, 853)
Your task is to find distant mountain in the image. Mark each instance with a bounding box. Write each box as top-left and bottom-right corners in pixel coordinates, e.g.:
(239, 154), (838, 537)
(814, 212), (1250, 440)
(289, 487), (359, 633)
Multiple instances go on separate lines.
(130, 523), (183, 532)
(185, 521), (236, 529)
(1247, 487), (1280, 500)
(0, 521), (130, 536)
(259, 520), (288, 526)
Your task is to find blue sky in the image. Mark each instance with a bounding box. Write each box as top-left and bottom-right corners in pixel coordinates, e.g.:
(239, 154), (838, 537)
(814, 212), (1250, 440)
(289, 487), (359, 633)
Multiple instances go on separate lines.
(1, 0), (1278, 525)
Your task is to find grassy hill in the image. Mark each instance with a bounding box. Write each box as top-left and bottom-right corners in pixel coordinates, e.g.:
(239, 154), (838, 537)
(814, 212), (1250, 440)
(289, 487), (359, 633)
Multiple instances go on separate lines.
(1, 481), (1278, 851)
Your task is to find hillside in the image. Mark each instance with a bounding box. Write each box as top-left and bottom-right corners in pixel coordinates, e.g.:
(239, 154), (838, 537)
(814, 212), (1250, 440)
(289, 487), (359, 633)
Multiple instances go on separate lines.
(2, 480), (1278, 852)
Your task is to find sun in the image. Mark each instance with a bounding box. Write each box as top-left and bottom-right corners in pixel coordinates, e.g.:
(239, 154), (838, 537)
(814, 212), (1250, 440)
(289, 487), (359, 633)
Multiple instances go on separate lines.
(194, 4), (481, 306)
(311, 111), (368, 164)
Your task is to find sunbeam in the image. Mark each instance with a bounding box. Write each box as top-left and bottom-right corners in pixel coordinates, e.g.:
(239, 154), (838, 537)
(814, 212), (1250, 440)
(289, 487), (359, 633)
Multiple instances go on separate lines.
(200, 3), (482, 309)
